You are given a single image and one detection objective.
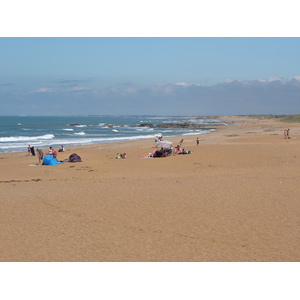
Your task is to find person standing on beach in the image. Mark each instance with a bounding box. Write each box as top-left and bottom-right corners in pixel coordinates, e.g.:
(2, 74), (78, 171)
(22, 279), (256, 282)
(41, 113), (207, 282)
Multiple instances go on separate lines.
(36, 148), (44, 165)
(196, 137), (199, 146)
(30, 146), (35, 156)
(28, 145), (31, 156)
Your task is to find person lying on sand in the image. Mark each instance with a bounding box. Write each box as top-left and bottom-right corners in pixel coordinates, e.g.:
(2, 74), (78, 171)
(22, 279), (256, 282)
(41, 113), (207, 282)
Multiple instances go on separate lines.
(178, 148), (192, 154)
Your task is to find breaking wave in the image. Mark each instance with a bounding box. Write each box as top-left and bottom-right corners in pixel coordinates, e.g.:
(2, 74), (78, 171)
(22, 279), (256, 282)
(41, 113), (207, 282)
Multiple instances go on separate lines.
(0, 134), (55, 142)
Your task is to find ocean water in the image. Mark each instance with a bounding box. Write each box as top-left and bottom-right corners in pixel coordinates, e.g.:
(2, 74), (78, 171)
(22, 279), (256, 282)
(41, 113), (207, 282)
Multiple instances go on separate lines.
(0, 115), (228, 153)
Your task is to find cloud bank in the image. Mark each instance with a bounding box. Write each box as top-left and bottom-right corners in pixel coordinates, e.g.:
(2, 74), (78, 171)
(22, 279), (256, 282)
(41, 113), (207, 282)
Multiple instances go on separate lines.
(1, 76), (300, 116)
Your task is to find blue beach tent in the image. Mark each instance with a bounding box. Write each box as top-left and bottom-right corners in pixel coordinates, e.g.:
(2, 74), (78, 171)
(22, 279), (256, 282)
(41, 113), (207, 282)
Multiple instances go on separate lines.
(43, 154), (58, 166)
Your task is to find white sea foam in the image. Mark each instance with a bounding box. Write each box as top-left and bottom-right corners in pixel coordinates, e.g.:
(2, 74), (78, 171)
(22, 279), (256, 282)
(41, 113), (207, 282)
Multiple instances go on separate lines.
(62, 128), (74, 131)
(74, 132), (86, 135)
(112, 129), (118, 132)
(94, 134), (158, 142)
(0, 134), (55, 142)
(134, 127), (154, 132)
(182, 129), (215, 136)
(75, 125), (87, 128)
(32, 134), (159, 148)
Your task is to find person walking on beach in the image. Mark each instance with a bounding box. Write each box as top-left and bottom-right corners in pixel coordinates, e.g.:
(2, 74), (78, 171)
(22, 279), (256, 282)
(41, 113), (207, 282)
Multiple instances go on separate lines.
(196, 137), (199, 146)
(28, 145), (31, 156)
(179, 139), (184, 146)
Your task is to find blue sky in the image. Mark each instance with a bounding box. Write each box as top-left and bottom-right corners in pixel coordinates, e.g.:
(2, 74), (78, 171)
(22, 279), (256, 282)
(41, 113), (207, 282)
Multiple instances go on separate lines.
(1, 37), (300, 116)
(2, 37), (300, 85)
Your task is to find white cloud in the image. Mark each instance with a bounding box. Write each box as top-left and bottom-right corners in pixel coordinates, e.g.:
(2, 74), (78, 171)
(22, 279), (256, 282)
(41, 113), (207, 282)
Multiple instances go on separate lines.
(151, 84), (175, 95)
(175, 82), (190, 87)
(267, 76), (284, 83)
(156, 82), (168, 87)
(224, 78), (235, 83)
(70, 87), (86, 91)
(31, 87), (52, 93)
(289, 75), (300, 81)
(124, 87), (137, 94)
(162, 85), (175, 95)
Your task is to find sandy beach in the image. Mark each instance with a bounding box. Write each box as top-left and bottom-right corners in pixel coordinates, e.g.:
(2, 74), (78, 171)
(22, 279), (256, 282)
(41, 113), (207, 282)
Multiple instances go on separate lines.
(1, 115), (300, 262)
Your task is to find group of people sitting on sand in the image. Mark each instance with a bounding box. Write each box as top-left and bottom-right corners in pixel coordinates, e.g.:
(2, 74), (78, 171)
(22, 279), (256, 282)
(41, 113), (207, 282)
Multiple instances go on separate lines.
(46, 146), (65, 158)
(29, 145), (65, 165)
(47, 147), (57, 158)
(149, 147), (173, 158)
(116, 153), (127, 159)
(146, 143), (192, 158)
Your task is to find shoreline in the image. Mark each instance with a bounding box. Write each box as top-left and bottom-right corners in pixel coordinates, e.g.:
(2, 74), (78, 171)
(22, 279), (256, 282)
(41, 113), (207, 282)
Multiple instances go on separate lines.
(0, 115), (224, 155)
(0, 114), (296, 156)
(1, 115), (300, 261)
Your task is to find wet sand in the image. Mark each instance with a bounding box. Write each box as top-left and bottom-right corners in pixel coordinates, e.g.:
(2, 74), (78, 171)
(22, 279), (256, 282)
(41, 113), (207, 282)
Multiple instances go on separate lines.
(1, 116), (300, 261)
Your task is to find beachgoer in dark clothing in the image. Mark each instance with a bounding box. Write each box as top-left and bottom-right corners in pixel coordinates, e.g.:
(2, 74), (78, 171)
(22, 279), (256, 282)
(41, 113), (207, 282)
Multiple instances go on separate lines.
(154, 149), (163, 157)
(30, 146), (35, 156)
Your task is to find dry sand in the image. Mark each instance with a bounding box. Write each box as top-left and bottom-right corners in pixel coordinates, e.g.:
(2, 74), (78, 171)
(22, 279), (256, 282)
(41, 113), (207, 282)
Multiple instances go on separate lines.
(1, 116), (300, 262)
